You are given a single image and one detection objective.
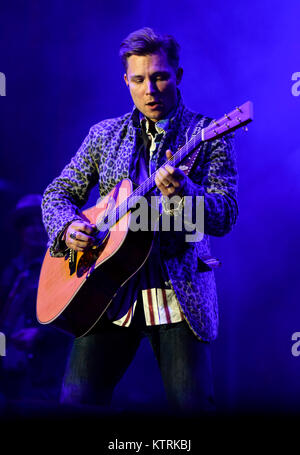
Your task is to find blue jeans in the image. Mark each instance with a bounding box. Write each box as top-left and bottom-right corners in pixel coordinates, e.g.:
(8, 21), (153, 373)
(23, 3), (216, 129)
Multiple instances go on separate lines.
(60, 303), (215, 415)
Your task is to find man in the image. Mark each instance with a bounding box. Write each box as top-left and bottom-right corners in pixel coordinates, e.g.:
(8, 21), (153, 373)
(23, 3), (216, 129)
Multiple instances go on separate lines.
(42, 27), (238, 414)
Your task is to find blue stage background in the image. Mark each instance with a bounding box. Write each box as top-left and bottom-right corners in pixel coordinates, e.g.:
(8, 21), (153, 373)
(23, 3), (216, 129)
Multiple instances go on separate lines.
(1, 0), (300, 413)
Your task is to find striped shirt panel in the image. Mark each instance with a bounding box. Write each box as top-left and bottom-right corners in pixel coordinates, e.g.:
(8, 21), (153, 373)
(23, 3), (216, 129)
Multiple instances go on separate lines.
(112, 288), (184, 327)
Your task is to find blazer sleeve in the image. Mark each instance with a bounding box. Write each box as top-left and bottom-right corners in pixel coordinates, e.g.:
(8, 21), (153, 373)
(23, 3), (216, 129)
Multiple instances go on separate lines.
(41, 126), (100, 257)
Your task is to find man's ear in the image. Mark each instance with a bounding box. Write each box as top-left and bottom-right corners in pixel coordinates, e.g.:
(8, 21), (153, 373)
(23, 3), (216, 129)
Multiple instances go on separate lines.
(124, 73), (129, 87)
(176, 67), (183, 85)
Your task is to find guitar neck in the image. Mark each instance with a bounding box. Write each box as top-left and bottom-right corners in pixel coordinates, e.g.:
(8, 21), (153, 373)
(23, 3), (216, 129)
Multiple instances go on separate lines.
(100, 101), (253, 229)
(130, 100), (253, 200)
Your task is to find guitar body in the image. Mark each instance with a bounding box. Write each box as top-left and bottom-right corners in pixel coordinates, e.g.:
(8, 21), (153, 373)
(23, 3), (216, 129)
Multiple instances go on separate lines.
(36, 179), (154, 337)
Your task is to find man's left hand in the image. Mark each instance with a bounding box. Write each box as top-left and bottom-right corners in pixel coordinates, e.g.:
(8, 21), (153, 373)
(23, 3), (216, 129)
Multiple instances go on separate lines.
(155, 150), (187, 197)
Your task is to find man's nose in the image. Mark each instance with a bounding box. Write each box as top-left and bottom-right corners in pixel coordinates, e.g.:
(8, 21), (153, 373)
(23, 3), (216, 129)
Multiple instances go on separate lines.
(145, 79), (156, 95)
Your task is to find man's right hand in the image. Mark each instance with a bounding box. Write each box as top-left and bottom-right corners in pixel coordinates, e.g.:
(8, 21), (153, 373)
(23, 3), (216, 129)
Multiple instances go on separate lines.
(64, 220), (97, 252)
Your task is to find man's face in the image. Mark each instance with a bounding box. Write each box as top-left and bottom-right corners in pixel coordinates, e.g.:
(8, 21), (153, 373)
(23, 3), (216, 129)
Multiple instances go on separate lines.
(124, 50), (183, 122)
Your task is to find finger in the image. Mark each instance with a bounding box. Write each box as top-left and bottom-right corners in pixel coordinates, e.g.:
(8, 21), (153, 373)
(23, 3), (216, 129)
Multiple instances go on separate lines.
(155, 180), (176, 197)
(155, 173), (172, 191)
(156, 167), (172, 184)
(165, 164), (183, 180)
(66, 231), (95, 251)
(69, 230), (95, 243)
(65, 239), (88, 252)
(159, 167), (180, 189)
(162, 164), (181, 181)
(166, 149), (173, 160)
(165, 165), (186, 186)
(67, 238), (94, 252)
(72, 221), (97, 235)
(67, 220), (97, 245)
(165, 164), (175, 174)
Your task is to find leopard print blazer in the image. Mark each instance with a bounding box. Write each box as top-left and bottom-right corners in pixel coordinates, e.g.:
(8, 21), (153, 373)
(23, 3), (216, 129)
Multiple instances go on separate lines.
(42, 93), (238, 341)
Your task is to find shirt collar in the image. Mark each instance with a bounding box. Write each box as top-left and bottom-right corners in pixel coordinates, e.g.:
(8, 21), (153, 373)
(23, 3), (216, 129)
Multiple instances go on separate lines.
(139, 110), (174, 136)
(131, 89), (183, 131)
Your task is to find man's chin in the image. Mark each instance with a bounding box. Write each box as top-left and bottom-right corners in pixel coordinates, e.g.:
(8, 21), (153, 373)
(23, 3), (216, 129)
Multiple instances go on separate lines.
(144, 108), (165, 122)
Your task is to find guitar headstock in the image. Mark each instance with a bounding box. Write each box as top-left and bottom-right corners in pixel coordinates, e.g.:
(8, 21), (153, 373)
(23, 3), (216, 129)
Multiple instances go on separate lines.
(203, 101), (253, 141)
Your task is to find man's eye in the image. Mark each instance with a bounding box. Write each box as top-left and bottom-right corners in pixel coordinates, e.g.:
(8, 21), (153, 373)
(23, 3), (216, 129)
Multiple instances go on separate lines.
(155, 75), (168, 81)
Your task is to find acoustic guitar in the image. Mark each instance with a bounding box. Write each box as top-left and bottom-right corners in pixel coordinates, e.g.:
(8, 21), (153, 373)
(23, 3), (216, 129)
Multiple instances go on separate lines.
(36, 101), (253, 337)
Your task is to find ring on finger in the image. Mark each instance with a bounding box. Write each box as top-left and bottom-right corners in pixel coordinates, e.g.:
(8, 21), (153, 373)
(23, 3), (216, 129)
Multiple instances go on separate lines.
(70, 232), (77, 240)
